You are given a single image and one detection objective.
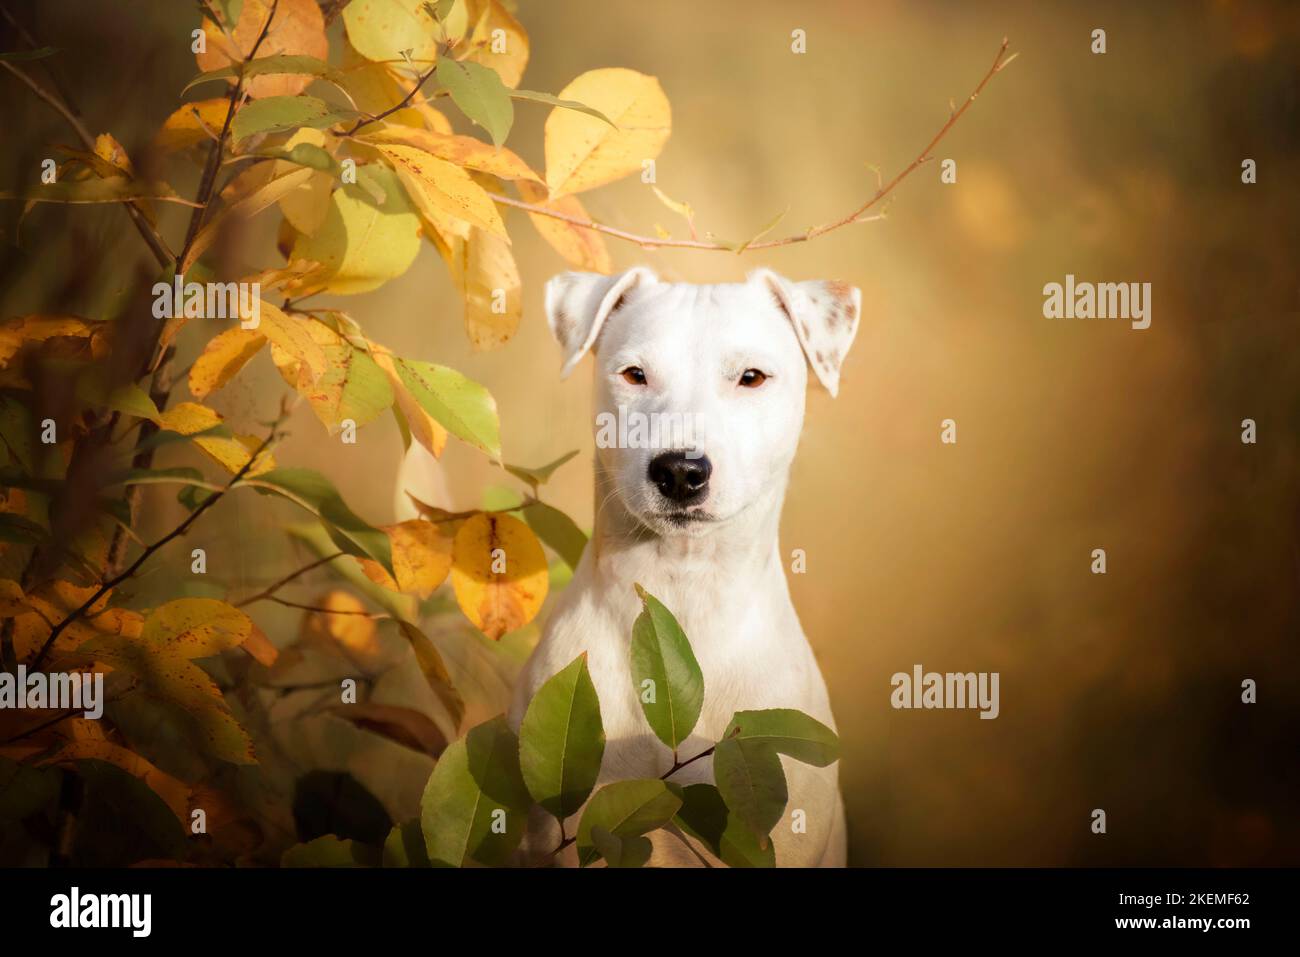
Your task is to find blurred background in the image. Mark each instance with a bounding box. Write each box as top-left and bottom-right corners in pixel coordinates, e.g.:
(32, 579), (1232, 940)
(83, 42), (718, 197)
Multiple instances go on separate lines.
(3, 0), (1298, 866)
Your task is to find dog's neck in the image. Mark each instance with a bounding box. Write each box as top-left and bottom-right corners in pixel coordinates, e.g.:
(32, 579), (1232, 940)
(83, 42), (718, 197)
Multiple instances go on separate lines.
(587, 471), (791, 609)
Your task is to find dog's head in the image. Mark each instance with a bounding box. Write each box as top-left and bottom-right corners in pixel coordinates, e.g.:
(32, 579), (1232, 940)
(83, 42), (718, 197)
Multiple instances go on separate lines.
(546, 267), (861, 536)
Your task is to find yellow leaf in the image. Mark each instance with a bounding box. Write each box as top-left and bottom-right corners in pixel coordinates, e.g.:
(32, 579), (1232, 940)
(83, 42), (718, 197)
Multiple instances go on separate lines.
(256, 298), (329, 385)
(93, 133), (134, 177)
(0, 315), (97, 368)
(373, 351), (448, 457)
(290, 167), (421, 295)
(300, 590), (381, 665)
(242, 622), (279, 667)
(189, 327), (267, 398)
(447, 227), (522, 350)
(450, 513), (548, 640)
(11, 581), (143, 666)
(342, 0), (439, 65)
(154, 99), (230, 153)
(268, 320), (394, 431)
(196, 0), (329, 99)
(544, 68), (672, 199)
(158, 402), (276, 476)
(77, 633), (256, 764)
(464, 0), (529, 88)
(140, 598), (254, 658)
(651, 184), (695, 223)
(276, 129), (335, 236)
(184, 164), (315, 273)
(0, 578), (26, 616)
(40, 740), (190, 824)
(359, 519), (453, 598)
(361, 125), (539, 183)
(338, 37), (446, 131)
(515, 180), (612, 273)
(376, 143), (508, 239)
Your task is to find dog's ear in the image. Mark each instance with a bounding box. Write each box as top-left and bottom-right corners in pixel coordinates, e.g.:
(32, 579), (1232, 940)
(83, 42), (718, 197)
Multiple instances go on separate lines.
(751, 268), (861, 397)
(545, 267), (658, 378)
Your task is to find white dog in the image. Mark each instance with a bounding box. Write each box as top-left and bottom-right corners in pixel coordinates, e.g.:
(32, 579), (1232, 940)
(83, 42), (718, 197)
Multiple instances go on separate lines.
(508, 267), (861, 867)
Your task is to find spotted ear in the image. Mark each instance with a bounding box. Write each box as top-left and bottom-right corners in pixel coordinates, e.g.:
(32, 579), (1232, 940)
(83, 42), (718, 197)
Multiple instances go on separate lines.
(544, 267), (658, 378)
(751, 269), (861, 397)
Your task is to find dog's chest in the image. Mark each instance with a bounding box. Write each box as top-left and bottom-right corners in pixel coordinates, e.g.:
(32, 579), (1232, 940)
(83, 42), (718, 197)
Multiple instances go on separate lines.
(518, 574), (830, 781)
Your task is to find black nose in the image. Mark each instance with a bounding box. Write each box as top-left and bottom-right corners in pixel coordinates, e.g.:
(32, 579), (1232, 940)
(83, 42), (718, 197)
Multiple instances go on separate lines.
(648, 451), (711, 504)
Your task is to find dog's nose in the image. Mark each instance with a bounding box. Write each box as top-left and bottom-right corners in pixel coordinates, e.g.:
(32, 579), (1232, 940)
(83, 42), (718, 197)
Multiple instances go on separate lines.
(648, 451), (711, 504)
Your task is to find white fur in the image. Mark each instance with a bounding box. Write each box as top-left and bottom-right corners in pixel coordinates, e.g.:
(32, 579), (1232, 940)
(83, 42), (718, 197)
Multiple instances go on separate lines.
(508, 267), (860, 867)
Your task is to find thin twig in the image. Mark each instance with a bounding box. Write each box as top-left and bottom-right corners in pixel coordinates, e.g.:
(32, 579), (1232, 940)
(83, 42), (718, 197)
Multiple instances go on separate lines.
(106, 0), (280, 576)
(0, 62), (173, 266)
(235, 552), (347, 608)
(487, 38), (1014, 253)
(33, 408), (288, 670)
(259, 596), (388, 618)
(178, 0), (279, 261)
(660, 744), (717, 780)
(341, 59), (439, 136)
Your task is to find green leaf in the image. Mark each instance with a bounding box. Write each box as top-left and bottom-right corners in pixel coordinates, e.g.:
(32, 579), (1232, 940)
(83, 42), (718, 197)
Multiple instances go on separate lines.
(520, 501), (587, 571)
(291, 165), (420, 295)
(71, 760), (187, 866)
(0, 512), (48, 545)
(396, 621), (465, 730)
(250, 141), (339, 172)
(589, 826), (652, 868)
(342, 0), (439, 64)
(503, 449), (578, 488)
(576, 779), (681, 867)
(672, 782), (774, 867)
(0, 756), (61, 822)
(300, 340), (395, 430)
(712, 735), (787, 850)
(0, 178), (191, 205)
(393, 357), (501, 458)
(281, 835), (382, 867)
(183, 54), (340, 94)
(75, 368), (161, 422)
(420, 716), (532, 866)
(230, 95), (356, 143)
(511, 89), (615, 127)
(242, 467), (394, 575)
(104, 467), (222, 492)
(436, 59), (513, 146)
(629, 584), (704, 751)
(129, 423), (228, 456)
(725, 709), (839, 767)
(210, 0), (243, 29)
(0, 47), (58, 63)
(519, 654), (605, 820)
(383, 819), (431, 867)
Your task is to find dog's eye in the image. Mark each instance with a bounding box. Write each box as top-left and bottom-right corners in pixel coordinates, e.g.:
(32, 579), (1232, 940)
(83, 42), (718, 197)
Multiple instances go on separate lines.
(738, 369), (768, 388)
(620, 366), (647, 385)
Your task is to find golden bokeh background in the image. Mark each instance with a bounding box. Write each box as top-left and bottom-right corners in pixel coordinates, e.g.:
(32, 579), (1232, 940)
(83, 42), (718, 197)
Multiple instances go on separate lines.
(3, 0), (1298, 865)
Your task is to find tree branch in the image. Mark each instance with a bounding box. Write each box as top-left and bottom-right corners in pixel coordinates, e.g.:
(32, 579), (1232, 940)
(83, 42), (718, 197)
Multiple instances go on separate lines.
(341, 59), (439, 137)
(33, 406), (288, 670)
(106, 0), (281, 577)
(488, 38), (1015, 253)
(0, 62), (173, 266)
(235, 551), (347, 608)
